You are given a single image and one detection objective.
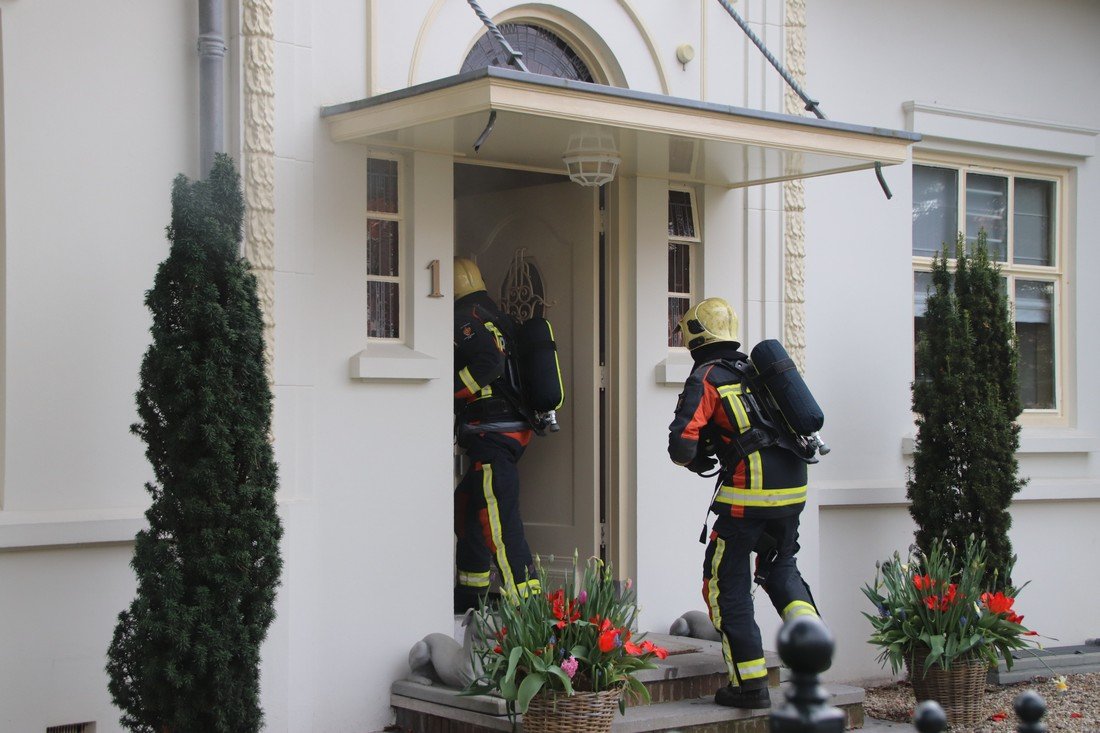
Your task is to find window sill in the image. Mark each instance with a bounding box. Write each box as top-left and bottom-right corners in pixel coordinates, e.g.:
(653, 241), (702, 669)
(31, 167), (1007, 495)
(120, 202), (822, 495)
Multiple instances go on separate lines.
(349, 343), (441, 381)
(901, 430), (1100, 457)
(817, 478), (1099, 507)
(0, 508), (146, 551)
(656, 350), (693, 385)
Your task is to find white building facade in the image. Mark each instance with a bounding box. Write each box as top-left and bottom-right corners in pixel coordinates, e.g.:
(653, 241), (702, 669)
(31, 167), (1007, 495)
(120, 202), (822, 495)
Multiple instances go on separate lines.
(0, 1), (1096, 731)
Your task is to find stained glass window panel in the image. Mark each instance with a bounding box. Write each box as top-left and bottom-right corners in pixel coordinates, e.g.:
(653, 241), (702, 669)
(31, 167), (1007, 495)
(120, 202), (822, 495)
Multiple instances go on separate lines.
(368, 158), (399, 213)
(668, 297), (690, 348)
(461, 23), (594, 82)
(367, 219), (399, 277)
(668, 190), (696, 238)
(367, 281), (400, 339)
(668, 242), (691, 293)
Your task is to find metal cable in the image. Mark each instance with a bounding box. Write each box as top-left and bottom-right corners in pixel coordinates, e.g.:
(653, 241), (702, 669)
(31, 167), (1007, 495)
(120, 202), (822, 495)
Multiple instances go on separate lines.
(715, 0), (821, 119)
(715, 0), (892, 198)
(465, 0), (529, 73)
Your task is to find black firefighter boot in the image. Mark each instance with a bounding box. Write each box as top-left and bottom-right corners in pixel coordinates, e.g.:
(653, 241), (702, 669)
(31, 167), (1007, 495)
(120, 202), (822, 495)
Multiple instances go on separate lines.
(715, 682), (771, 709)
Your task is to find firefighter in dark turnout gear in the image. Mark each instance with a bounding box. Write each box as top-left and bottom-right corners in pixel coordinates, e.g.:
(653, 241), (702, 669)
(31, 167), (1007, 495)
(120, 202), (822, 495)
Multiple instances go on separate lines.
(453, 258), (540, 613)
(668, 297), (818, 710)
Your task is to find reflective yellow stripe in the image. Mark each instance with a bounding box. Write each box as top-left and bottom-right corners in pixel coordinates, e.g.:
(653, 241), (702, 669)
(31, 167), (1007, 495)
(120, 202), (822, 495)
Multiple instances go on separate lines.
(458, 366), (481, 394)
(782, 600), (818, 622)
(545, 321), (564, 410)
(457, 570), (491, 588)
(747, 450), (762, 490)
(481, 463), (518, 599)
(706, 538), (736, 682)
(717, 385), (751, 432)
(736, 657), (768, 681)
(516, 579), (541, 597)
(716, 384), (761, 490)
(484, 321), (506, 351)
(716, 484), (807, 507)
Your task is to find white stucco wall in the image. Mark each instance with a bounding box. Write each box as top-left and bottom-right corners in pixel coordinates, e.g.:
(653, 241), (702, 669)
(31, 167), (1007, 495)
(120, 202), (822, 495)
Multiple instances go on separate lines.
(2, 0), (1098, 731)
(804, 0), (1100, 682)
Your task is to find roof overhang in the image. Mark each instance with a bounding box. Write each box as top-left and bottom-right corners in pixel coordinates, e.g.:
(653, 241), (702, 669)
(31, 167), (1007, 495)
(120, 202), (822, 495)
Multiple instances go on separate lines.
(322, 67), (919, 188)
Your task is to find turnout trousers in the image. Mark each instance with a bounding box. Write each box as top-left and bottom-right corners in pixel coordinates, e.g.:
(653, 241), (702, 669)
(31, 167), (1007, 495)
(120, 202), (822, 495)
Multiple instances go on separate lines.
(702, 510), (818, 689)
(454, 431), (538, 605)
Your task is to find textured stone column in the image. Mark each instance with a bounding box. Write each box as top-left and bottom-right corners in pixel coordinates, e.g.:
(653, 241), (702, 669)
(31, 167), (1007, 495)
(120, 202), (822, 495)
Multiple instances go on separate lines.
(242, 0), (276, 377)
(783, 0), (807, 373)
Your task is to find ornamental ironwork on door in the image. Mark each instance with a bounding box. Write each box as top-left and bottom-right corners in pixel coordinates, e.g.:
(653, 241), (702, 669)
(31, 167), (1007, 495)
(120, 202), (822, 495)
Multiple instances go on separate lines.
(500, 248), (551, 322)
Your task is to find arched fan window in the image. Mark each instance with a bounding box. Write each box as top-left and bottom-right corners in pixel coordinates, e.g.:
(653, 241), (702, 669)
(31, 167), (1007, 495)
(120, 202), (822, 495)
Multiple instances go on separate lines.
(461, 23), (594, 83)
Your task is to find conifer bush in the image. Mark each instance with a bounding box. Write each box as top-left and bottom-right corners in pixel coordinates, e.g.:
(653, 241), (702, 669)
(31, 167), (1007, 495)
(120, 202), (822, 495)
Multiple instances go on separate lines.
(106, 155), (282, 733)
(908, 231), (1024, 589)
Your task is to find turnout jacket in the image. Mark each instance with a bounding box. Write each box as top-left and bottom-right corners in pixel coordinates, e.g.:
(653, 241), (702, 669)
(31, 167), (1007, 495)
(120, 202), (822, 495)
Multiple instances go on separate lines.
(668, 343), (807, 518)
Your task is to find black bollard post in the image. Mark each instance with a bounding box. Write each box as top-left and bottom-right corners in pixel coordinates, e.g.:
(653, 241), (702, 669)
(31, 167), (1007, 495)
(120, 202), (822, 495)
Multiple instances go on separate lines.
(912, 700), (947, 732)
(1014, 690), (1047, 733)
(769, 616), (846, 733)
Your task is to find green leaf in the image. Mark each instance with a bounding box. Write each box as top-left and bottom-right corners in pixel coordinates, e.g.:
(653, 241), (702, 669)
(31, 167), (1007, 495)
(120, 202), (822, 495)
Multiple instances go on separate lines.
(516, 674), (546, 714)
(504, 646), (523, 685)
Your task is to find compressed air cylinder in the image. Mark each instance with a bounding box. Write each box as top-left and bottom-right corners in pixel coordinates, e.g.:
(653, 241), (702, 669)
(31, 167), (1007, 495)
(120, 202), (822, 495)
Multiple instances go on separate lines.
(517, 317), (565, 412)
(749, 339), (824, 436)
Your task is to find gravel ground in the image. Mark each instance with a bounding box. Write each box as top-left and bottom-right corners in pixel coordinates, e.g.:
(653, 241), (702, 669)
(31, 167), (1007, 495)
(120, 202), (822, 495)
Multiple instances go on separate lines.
(863, 673), (1100, 731)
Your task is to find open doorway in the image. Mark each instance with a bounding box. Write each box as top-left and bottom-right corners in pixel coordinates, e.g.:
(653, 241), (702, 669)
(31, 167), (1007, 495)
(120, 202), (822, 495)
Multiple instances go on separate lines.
(454, 163), (605, 584)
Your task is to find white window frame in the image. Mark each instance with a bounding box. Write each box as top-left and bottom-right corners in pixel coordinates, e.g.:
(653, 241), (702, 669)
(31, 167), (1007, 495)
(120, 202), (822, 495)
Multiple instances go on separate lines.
(913, 153), (1069, 425)
(667, 185), (701, 349)
(366, 153), (405, 342)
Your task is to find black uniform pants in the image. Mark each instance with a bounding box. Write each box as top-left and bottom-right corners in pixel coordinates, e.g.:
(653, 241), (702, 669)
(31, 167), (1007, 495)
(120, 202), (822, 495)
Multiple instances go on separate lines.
(454, 432), (537, 605)
(702, 509), (817, 688)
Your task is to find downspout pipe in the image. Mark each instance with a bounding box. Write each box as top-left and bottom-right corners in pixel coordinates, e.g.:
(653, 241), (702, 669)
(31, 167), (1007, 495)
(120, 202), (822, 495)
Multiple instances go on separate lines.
(198, 0), (227, 178)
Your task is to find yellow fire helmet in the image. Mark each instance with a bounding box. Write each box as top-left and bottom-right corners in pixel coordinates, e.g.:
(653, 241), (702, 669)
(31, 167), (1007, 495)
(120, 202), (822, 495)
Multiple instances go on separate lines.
(677, 297), (739, 350)
(454, 257), (487, 299)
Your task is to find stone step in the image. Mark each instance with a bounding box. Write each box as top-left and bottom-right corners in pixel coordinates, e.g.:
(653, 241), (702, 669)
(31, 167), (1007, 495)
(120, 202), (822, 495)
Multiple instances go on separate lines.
(988, 644), (1100, 684)
(390, 682), (865, 732)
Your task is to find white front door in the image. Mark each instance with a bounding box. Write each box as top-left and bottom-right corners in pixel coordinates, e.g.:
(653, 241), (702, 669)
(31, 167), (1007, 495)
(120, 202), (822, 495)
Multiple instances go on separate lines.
(456, 171), (601, 574)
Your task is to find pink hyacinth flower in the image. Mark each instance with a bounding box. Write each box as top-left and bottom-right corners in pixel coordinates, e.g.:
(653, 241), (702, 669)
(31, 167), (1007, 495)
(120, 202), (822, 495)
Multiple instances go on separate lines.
(561, 656), (578, 678)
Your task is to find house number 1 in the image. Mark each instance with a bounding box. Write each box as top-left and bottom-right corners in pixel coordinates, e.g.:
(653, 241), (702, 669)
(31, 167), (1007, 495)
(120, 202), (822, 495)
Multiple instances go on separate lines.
(427, 259), (444, 298)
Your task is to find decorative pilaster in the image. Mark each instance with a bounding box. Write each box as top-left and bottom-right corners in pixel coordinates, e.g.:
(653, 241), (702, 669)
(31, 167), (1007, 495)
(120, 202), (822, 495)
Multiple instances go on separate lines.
(783, 0), (807, 373)
(242, 0), (276, 377)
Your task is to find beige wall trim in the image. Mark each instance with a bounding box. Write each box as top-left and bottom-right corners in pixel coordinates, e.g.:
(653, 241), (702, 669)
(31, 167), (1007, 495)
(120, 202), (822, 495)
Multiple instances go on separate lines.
(783, 0), (807, 372)
(242, 0), (276, 374)
(614, 0), (670, 94)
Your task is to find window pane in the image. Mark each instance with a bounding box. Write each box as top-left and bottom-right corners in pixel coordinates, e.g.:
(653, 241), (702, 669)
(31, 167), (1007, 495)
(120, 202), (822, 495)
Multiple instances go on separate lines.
(913, 271), (934, 380)
(368, 158), (399, 213)
(668, 242), (691, 293)
(668, 190), (696, 238)
(913, 165), (958, 257)
(1014, 178), (1054, 267)
(668, 297), (690, 348)
(966, 173), (1007, 261)
(1015, 280), (1055, 409)
(367, 281), (400, 339)
(367, 219), (399, 277)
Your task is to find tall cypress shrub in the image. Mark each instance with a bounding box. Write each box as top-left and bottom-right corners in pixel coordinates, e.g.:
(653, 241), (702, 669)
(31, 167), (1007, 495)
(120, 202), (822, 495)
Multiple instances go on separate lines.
(106, 155), (282, 733)
(908, 231), (1024, 588)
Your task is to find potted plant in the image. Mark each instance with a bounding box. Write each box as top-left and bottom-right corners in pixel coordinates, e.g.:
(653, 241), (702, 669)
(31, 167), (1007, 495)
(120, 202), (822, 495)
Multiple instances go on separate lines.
(466, 555), (669, 732)
(862, 536), (1036, 725)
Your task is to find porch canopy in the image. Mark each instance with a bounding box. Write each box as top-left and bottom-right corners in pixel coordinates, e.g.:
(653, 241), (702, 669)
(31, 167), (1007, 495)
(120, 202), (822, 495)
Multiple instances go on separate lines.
(322, 67), (919, 188)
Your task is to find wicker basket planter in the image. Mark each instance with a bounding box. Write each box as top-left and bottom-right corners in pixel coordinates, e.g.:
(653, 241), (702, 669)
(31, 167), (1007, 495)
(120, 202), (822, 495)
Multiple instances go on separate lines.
(521, 688), (622, 733)
(906, 647), (989, 726)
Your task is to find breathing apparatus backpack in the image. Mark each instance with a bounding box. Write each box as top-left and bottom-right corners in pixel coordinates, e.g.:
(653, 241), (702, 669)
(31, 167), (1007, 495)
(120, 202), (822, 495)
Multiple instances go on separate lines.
(458, 303), (564, 437)
(516, 317), (565, 432)
(705, 339), (829, 466)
